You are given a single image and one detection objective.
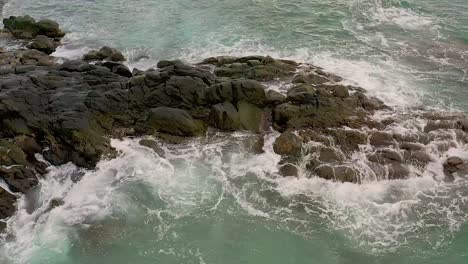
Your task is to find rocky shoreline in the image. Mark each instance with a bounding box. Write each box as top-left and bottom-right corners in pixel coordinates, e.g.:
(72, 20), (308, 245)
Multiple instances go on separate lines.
(1, 16), (468, 226)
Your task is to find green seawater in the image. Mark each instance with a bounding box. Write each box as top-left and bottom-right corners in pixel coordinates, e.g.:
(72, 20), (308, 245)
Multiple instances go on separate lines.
(1, 1), (468, 263)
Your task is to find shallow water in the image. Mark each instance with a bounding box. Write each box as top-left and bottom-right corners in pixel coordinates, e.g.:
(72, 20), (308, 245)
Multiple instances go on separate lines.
(1, 0), (468, 263)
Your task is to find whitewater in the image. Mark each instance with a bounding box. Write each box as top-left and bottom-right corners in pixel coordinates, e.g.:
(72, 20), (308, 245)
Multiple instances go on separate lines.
(1, 0), (468, 263)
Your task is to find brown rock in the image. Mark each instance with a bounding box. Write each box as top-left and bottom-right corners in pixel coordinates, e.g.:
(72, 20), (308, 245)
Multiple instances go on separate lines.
(369, 131), (394, 146)
(273, 131), (302, 156)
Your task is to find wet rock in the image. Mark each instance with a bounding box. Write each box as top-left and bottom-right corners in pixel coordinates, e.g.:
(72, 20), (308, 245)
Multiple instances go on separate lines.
(457, 119), (468, 132)
(424, 120), (457, 132)
(83, 46), (126, 62)
(0, 188), (16, 223)
(406, 151), (433, 166)
(318, 147), (343, 163)
(387, 163), (410, 179)
(334, 165), (359, 183)
(278, 161), (298, 177)
(210, 102), (241, 131)
(138, 139), (165, 157)
(399, 142), (425, 151)
(27, 35), (56, 54)
(273, 131), (302, 156)
(0, 166), (38, 193)
(292, 72), (330, 85)
(207, 79), (267, 106)
(321, 84), (350, 98)
(207, 55), (296, 81)
(327, 129), (367, 152)
(446, 156), (463, 167)
(237, 101), (270, 133)
(314, 164), (334, 180)
(144, 107), (206, 136)
(243, 135), (265, 154)
(369, 131), (394, 146)
(266, 90), (286, 105)
(368, 149), (403, 164)
(3, 16), (65, 39)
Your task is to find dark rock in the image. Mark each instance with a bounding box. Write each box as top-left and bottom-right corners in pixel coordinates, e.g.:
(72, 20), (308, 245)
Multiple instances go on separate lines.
(369, 131), (394, 146)
(457, 119), (468, 132)
(400, 142), (425, 151)
(273, 131), (302, 156)
(278, 162), (298, 177)
(3, 16), (64, 39)
(36, 19), (65, 38)
(27, 35), (56, 54)
(207, 79), (267, 106)
(368, 149), (403, 164)
(144, 107), (206, 136)
(318, 147), (343, 163)
(0, 166), (38, 193)
(293, 72), (330, 85)
(210, 102), (241, 131)
(0, 188), (16, 222)
(314, 164), (334, 180)
(424, 120), (457, 132)
(237, 101), (270, 133)
(139, 139), (165, 157)
(83, 46), (125, 62)
(266, 90), (286, 105)
(387, 164), (410, 179)
(447, 156), (463, 167)
(208, 55), (296, 81)
(327, 129), (368, 152)
(112, 65), (132, 78)
(334, 166), (359, 183)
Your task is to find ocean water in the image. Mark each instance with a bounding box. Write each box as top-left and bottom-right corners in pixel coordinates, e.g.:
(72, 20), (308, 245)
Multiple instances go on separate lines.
(1, 0), (468, 263)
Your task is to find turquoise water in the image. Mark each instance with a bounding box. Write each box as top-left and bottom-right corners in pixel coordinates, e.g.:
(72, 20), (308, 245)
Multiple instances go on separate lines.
(1, 0), (468, 263)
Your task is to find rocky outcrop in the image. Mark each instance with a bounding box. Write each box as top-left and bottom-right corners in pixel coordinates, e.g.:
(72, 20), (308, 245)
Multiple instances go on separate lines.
(3, 16), (65, 39)
(1, 16), (468, 225)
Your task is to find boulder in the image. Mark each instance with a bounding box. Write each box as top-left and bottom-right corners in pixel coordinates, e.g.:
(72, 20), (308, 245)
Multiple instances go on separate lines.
(0, 188), (16, 222)
(207, 79), (267, 106)
(369, 131), (394, 146)
(273, 131), (302, 156)
(36, 19), (65, 38)
(237, 101), (269, 133)
(83, 46), (126, 62)
(27, 35), (56, 54)
(144, 107), (206, 136)
(3, 16), (64, 39)
(266, 90), (286, 105)
(278, 162), (298, 177)
(206, 55), (296, 81)
(210, 102), (241, 131)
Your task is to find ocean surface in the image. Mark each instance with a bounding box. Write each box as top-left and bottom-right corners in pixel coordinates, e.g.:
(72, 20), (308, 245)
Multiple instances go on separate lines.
(1, 0), (468, 263)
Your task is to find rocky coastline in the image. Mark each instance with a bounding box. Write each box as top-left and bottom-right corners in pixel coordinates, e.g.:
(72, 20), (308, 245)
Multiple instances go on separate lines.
(1, 16), (468, 226)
